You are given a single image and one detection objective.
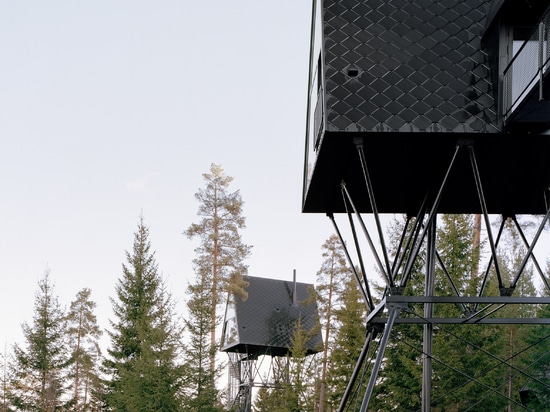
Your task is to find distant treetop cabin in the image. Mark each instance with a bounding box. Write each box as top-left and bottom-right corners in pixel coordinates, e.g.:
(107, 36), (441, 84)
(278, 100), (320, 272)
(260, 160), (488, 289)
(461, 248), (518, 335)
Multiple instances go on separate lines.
(221, 276), (323, 357)
(303, 0), (550, 216)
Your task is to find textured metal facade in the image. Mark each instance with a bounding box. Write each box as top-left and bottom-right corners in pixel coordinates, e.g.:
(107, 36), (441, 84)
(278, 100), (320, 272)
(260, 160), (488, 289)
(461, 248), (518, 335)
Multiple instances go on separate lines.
(221, 276), (323, 356)
(303, 0), (550, 215)
(323, 0), (499, 134)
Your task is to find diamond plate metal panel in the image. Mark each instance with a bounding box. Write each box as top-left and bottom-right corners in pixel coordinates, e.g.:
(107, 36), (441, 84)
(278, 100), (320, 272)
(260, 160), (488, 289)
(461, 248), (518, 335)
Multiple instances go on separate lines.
(323, 0), (499, 133)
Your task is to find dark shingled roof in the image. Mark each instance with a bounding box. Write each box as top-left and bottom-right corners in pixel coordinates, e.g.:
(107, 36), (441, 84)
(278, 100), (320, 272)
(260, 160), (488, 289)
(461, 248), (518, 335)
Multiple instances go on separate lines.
(221, 276), (323, 357)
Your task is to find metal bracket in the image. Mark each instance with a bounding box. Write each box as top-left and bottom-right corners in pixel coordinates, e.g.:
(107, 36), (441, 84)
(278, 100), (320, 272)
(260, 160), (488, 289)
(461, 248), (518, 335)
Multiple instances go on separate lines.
(367, 323), (385, 334)
(499, 286), (516, 297)
(386, 301), (409, 312)
(353, 136), (364, 148)
(390, 286), (405, 295)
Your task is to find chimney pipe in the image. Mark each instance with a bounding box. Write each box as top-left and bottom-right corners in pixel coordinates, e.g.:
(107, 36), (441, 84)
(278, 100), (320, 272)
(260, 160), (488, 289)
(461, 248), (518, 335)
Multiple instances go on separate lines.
(293, 269), (298, 306)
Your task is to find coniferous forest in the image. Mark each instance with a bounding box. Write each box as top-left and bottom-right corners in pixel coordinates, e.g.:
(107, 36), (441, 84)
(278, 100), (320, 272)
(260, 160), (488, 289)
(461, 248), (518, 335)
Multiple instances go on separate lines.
(1, 163), (550, 411)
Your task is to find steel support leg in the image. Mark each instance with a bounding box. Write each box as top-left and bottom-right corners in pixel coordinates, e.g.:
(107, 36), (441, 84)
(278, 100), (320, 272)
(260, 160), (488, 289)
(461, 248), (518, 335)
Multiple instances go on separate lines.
(337, 331), (376, 412)
(511, 206), (550, 289)
(422, 217), (436, 411)
(360, 306), (401, 411)
(401, 144), (460, 288)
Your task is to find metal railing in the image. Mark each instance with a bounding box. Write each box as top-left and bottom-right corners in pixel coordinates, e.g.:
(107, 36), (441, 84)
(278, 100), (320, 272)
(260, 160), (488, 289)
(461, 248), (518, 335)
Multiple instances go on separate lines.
(502, 7), (550, 120)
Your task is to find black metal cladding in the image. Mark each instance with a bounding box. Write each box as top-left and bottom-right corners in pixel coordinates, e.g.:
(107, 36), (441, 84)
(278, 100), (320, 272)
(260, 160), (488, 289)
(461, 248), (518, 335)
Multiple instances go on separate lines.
(221, 276), (323, 357)
(303, 0), (550, 215)
(324, 0), (498, 133)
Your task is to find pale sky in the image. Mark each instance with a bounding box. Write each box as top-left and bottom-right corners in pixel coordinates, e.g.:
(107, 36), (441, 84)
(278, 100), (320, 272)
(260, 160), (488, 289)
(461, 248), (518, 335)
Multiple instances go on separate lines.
(0, 1), (337, 350)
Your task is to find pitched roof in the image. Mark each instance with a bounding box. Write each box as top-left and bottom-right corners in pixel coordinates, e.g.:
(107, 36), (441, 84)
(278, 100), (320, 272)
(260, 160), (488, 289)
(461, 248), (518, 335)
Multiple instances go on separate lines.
(221, 275), (323, 357)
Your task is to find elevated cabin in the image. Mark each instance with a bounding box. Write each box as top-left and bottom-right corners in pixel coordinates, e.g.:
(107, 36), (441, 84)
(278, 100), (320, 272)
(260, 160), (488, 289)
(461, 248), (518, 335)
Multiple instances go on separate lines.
(221, 275), (323, 357)
(303, 0), (550, 216)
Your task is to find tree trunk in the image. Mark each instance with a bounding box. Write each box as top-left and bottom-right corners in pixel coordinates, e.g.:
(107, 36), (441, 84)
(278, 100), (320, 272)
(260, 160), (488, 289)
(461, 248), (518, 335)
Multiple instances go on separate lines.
(508, 325), (514, 412)
(319, 256), (336, 412)
(74, 311), (83, 411)
(472, 214), (482, 278)
(210, 203), (219, 375)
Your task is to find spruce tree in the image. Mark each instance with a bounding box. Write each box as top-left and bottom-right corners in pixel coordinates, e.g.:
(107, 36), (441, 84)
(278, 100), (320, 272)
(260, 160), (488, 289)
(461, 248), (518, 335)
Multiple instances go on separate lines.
(10, 270), (70, 411)
(339, 214), (549, 410)
(327, 275), (368, 410)
(431, 214), (496, 410)
(66, 288), (103, 411)
(105, 215), (183, 412)
(252, 355), (290, 412)
(284, 318), (318, 411)
(521, 285), (550, 411)
(184, 163), (252, 374)
(495, 218), (539, 411)
(432, 216), (542, 411)
(371, 215), (424, 411)
(181, 269), (221, 411)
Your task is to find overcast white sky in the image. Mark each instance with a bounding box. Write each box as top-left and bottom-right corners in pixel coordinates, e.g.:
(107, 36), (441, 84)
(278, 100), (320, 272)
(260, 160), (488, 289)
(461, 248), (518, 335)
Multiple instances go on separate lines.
(0, 1), (340, 350)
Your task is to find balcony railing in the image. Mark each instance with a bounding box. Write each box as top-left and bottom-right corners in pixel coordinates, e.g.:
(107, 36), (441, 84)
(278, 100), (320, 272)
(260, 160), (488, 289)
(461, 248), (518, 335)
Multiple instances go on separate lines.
(502, 8), (550, 120)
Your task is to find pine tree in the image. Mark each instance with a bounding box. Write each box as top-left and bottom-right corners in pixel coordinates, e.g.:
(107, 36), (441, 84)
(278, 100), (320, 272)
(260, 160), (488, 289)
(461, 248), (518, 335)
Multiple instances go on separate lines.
(0, 344), (12, 412)
(66, 288), (103, 411)
(184, 163), (252, 374)
(10, 270), (70, 411)
(315, 234), (351, 411)
(105, 215), (183, 412)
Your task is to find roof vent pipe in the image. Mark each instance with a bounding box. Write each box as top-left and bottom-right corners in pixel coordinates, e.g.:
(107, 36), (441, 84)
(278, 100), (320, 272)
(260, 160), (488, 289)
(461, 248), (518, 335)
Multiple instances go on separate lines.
(293, 269), (298, 306)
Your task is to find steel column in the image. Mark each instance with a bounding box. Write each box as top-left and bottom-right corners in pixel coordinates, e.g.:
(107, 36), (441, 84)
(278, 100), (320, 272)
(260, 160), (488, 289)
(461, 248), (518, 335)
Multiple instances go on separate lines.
(337, 331), (377, 412)
(422, 217), (436, 411)
(360, 306), (402, 411)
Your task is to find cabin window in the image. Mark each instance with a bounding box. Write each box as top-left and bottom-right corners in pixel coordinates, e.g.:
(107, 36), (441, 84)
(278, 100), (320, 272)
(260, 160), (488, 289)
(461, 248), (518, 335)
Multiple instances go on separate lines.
(222, 300), (238, 347)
